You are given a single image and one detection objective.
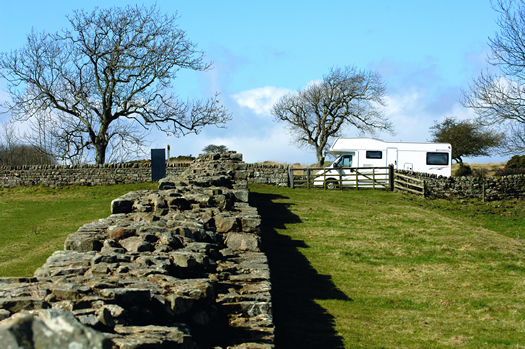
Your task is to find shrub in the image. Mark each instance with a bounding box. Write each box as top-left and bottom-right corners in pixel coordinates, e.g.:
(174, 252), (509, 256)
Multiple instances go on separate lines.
(172, 155), (194, 162)
(472, 167), (489, 178)
(505, 155), (525, 169)
(454, 163), (472, 177)
(494, 167), (525, 176)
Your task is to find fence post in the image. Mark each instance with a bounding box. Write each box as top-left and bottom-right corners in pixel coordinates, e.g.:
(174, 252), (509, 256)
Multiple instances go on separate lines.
(307, 169), (311, 190)
(389, 164), (394, 191)
(288, 166), (294, 189)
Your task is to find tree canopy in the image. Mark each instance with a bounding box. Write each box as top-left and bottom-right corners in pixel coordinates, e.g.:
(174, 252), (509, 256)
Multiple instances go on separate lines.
(430, 117), (505, 163)
(202, 144), (229, 153)
(272, 66), (392, 167)
(0, 4), (230, 164)
(462, 0), (525, 154)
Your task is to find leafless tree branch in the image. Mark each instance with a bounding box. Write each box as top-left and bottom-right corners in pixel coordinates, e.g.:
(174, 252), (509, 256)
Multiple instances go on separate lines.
(0, 4), (231, 164)
(272, 66), (392, 166)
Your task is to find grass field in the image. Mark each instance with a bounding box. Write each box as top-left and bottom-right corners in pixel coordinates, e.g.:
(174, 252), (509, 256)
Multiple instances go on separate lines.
(1, 182), (524, 348)
(249, 184), (525, 348)
(0, 183), (157, 276)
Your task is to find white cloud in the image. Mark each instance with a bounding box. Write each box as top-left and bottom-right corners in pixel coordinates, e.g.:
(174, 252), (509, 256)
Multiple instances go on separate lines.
(231, 86), (292, 116)
(150, 121), (316, 165)
(196, 125), (315, 164)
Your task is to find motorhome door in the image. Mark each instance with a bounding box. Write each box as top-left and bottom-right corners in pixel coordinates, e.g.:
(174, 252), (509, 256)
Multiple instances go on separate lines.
(386, 148), (398, 169)
(333, 154), (353, 181)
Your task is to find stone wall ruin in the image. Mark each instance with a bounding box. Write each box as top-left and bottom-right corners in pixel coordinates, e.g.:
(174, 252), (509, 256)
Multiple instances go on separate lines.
(0, 152), (274, 348)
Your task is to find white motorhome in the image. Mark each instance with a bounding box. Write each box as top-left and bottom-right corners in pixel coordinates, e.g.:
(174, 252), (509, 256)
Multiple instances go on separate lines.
(314, 138), (452, 188)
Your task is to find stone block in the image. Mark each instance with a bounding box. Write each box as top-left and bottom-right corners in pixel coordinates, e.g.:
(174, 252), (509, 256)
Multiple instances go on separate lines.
(119, 236), (154, 253)
(98, 288), (151, 303)
(224, 233), (261, 252)
(214, 215), (240, 233)
(0, 310), (112, 349)
(111, 199), (135, 214)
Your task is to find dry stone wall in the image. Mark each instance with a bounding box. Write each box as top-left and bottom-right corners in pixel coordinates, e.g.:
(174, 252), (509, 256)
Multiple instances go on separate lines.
(396, 169), (525, 201)
(1, 161), (289, 188)
(0, 163), (188, 188)
(0, 152), (274, 348)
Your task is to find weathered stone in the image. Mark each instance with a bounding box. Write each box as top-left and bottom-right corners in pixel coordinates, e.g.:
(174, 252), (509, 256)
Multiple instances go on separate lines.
(134, 255), (172, 274)
(170, 251), (197, 268)
(95, 307), (115, 328)
(86, 263), (119, 276)
(98, 288), (151, 303)
(111, 199), (135, 214)
(241, 215), (262, 233)
(233, 189), (250, 202)
(133, 201), (153, 212)
(156, 231), (184, 249)
(49, 283), (91, 300)
(215, 215), (240, 233)
(221, 301), (272, 318)
(166, 294), (194, 315)
(108, 226), (137, 240)
(0, 309), (11, 321)
(0, 310), (112, 349)
(0, 297), (49, 313)
(167, 197), (191, 210)
(119, 236), (154, 253)
(225, 233), (261, 252)
(228, 342), (274, 349)
(51, 300), (75, 311)
(64, 233), (104, 252)
(111, 325), (197, 349)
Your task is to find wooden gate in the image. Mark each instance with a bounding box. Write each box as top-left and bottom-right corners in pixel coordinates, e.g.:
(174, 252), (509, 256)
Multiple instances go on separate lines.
(393, 172), (425, 196)
(289, 166), (394, 190)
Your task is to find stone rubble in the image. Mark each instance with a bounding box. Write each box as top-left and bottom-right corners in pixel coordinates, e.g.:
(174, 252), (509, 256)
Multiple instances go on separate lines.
(0, 152), (274, 348)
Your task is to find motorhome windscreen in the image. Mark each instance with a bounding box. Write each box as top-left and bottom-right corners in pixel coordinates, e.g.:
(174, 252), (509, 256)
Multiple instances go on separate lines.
(333, 155), (352, 167)
(366, 151), (382, 159)
(426, 152), (449, 165)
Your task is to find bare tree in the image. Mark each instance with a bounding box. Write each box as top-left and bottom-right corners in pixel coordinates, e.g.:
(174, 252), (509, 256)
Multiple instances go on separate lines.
(0, 4), (231, 164)
(272, 66), (392, 166)
(462, 0), (525, 153)
(22, 110), (150, 164)
(0, 119), (55, 165)
(0, 120), (18, 166)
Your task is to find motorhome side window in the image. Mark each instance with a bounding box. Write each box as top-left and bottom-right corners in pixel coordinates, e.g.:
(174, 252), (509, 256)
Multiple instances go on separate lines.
(426, 152), (449, 165)
(366, 151), (382, 159)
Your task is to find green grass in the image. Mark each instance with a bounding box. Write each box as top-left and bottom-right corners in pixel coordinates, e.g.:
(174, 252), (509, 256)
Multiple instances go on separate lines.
(1, 182), (525, 347)
(249, 184), (525, 348)
(0, 183), (157, 276)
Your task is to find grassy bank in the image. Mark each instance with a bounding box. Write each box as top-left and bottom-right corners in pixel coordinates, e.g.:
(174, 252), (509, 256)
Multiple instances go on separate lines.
(249, 184), (525, 348)
(0, 183), (157, 276)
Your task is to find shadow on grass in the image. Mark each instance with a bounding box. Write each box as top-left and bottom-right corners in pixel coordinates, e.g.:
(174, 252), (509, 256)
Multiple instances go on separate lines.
(250, 191), (350, 349)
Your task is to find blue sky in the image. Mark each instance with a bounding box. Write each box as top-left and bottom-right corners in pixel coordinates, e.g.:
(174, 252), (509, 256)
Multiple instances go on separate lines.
(0, 0), (506, 164)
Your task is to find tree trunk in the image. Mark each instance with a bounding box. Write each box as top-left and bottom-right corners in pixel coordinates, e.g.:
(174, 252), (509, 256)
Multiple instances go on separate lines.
(316, 147), (325, 167)
(94, 142), (107, 165)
